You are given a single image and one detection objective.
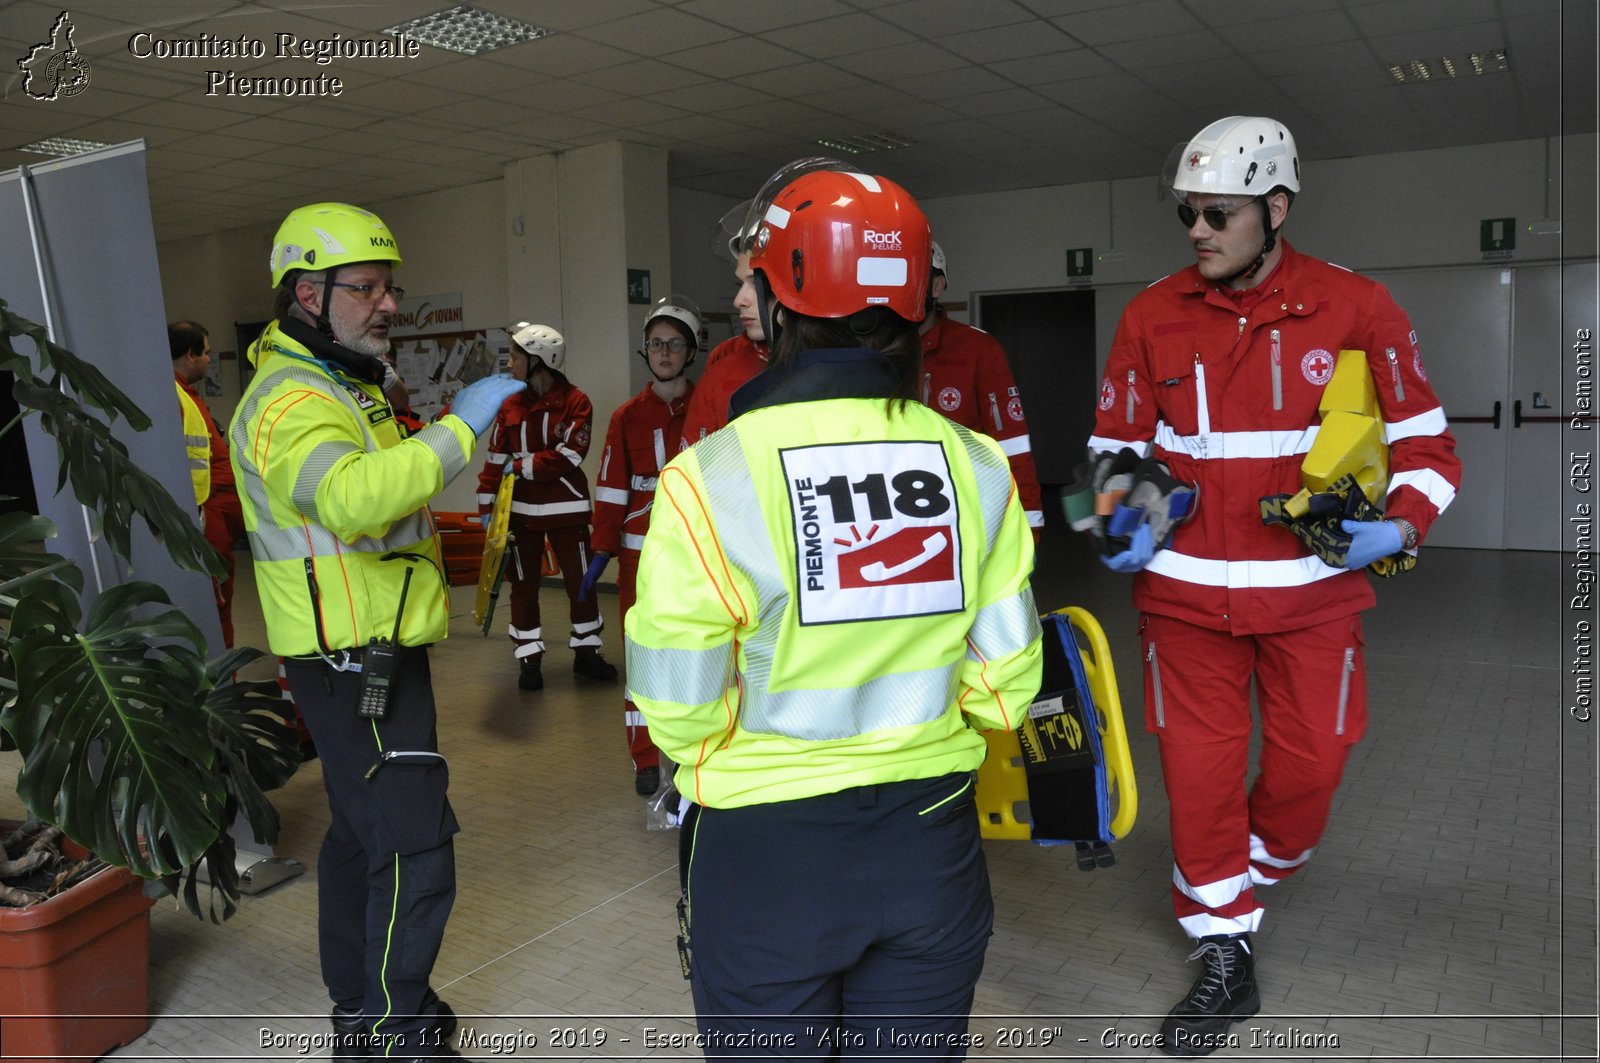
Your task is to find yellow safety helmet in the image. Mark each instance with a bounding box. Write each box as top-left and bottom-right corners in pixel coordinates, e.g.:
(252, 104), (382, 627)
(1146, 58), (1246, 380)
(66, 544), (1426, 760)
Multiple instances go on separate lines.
(269, 202), (401, 288)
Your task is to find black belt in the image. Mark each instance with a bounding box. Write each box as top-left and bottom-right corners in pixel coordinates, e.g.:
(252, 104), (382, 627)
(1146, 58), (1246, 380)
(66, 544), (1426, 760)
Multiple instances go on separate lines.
(286, 643), (427, 671)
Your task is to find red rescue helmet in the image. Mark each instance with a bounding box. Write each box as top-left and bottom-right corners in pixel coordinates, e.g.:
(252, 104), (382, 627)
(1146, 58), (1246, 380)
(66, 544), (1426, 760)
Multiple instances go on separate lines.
(746, 168), (931, 325)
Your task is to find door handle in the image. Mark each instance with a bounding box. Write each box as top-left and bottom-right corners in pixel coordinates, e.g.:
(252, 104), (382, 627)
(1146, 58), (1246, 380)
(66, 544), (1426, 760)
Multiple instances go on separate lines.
(1492, 400), (1501, 429)
(1513, 399), (1523, 428)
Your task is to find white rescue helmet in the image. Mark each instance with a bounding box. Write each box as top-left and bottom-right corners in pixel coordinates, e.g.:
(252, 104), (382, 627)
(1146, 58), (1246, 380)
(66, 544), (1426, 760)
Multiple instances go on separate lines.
(510, 322), (565, 372)
(1172, 116), (1300, 200)
(930, 240), (947, 278)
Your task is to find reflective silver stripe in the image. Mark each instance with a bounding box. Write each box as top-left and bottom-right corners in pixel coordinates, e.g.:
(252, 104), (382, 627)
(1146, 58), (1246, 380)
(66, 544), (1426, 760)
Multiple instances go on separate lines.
(595, 485), (630, 505)
(951, 424), (1011, 554)
(510, 498), (592, 517)
(997, 433), (1032, 457)
(652, 427), (666, 471)
(742, 664), (960, 741)
(292, 440), (359, 522)
(630, 474), (658, 492)
(414, 421), (470, 482)
(628, 640), (735, 707)
(246, 511), (436, 562)
(1145, 549), (1346, 588)
(1384, 406), (1448, 443)
(965, 588), (1042, 664)
(1155, 425), (1318, 461)
(623, 532), (646, 551)
(486, 451), (509, 464)
(572, 617), (603, 635)
(1388, 467), (1456, 512)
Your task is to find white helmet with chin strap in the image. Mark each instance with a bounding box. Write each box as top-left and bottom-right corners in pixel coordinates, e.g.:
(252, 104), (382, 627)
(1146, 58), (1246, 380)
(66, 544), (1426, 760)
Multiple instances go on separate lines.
(510, 322), (565, 373)
(641, 294), (702, 378)
(1171, 116), (1299, 283)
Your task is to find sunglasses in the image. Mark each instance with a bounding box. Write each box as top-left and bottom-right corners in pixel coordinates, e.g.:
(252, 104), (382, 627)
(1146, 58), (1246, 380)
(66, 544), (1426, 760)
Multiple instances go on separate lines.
(1177, 200), (1256, 231)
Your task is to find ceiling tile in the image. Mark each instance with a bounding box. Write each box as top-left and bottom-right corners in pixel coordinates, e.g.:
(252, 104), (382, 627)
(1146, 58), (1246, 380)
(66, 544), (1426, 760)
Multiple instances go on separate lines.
(1345, 0), (1501, 37)
(572, 58), (715, 95)
(758, 14), (916, 59)
(832, 41), (969, 80)
(650, 79), (777, 116)
(573, 7), (740, 53)
(989, 49), (1118, 85)
(935, 21), (1082, 64)
(678, 0), (856, 34)
(873, 0), (1037, 36)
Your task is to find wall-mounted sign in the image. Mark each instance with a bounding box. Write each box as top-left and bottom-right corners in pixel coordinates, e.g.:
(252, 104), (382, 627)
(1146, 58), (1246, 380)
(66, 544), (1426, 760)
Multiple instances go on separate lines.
(390, 292), (465, 337)
(1066, 247), (1093, 279)
(627, 269), (652, 305)
(1480, 217), (1515, 261)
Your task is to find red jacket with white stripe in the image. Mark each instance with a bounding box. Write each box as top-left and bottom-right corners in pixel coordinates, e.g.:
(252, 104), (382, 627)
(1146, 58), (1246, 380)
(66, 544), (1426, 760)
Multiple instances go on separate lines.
(920, 314), (1044, 530)
(1088, 241), (1462, 635)
(592, 380), (694, 557)
(680, 333), (767, 449)
(475, 377), (594, 529)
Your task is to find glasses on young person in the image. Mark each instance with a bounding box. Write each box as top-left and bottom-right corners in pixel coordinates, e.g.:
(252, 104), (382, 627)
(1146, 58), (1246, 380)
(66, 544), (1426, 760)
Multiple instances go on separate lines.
(1176, 200), (1256, 231)
(645, 337), (689, 354)
(330, 282), (406, 302)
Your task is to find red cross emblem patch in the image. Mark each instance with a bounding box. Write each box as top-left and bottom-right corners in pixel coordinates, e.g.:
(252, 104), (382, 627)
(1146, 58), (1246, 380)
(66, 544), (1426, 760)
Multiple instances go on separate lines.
(1301, 349), (1334, 386)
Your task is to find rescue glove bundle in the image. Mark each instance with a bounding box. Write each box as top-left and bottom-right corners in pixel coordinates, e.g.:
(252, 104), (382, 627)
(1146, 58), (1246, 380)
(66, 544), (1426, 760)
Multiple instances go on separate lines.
(1259, 473), (1416, 578)
(1063, 450), (1196, 573)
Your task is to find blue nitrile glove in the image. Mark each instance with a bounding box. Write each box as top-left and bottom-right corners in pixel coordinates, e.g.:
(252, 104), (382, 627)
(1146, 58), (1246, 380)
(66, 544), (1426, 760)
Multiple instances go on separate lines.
(477, 513), (491, 531)
(1100, 523), (1154, 574)
(1340, 519), (1402, 570)
(578, 551), (612, 602)
(451, 374), (526, 436)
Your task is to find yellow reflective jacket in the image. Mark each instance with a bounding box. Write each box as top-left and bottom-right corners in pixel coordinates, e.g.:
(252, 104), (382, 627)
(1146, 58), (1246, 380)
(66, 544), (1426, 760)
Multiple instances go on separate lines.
(227, 319), (476, 656)
(174, 379), (211, 508)
(626, 348), (1043, 809)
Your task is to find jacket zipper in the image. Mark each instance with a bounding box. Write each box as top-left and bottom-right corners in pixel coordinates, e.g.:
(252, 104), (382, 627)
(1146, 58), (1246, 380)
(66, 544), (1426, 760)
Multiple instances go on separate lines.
(1386, 347), (1405, 402)
(1126, 369), (1136, 423)
(1193, 355), (1211, 437)
(1335, 647), (1355, 736)
(364, 749), (447, 780)
(1270, 329), (1283, 410)
(1147, 643), (1165, 728)
(988, 393), (1002, 434)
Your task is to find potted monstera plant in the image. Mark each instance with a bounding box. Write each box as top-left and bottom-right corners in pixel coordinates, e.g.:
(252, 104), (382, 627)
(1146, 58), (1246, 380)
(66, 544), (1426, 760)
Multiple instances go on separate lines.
(0, 296), (302, 1059)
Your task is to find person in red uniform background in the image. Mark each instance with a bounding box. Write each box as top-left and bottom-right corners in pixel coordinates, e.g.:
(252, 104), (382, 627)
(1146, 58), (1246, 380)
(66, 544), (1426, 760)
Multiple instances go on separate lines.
(170, 320), (245, 646)
(918, 244), (1044, 535)
(679, 251), (766, 448)
(583, 297), (700, 795)
(476, 323), (618, 691)
(1087, 116), (1461, 1055)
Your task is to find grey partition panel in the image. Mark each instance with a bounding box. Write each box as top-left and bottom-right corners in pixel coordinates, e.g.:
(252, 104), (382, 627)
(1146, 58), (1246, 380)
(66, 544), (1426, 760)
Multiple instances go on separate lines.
(0, 142), (223, 651)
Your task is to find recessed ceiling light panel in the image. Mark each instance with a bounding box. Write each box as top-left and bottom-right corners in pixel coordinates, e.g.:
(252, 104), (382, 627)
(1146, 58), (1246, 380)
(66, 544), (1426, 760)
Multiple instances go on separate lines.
(19, 136), (111, 157)
(814, 133), (916, 155)
(1388, 48), (1509, 84)
(382, 5), (549, 56)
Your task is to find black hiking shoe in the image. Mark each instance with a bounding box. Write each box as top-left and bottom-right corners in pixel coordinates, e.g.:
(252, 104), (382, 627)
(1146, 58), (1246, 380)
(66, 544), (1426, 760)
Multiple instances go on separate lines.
(1158, 933), (1260, 1056)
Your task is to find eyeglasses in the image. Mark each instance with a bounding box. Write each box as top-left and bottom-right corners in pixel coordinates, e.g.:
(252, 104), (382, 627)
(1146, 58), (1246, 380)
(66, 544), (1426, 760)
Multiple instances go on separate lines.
(330, 281), (405, 303)
(645, 337), (689, 354)
(1177, 200), (1256, 231)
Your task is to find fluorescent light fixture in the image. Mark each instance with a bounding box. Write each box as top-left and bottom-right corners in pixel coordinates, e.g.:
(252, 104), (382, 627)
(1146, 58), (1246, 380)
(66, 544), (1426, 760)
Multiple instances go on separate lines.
(814, 133), (916, 155)
(1388, 48), (1509, 84)
(382, 4), (549, 56)
(18, 136), (111, 157)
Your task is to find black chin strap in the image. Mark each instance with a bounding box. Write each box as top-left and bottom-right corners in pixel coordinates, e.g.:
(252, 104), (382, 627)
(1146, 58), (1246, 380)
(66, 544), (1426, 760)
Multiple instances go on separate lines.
(1223, 198), (1276, 285)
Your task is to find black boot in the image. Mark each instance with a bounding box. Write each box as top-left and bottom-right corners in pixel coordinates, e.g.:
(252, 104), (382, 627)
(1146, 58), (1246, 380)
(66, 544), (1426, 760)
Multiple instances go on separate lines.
(330, 1004), (370, 1061)
(518, 658), (543, 691)
(635, 764), (661, 796)
(1158, 933), (1259, 1056)
(572, 650), (618, 681)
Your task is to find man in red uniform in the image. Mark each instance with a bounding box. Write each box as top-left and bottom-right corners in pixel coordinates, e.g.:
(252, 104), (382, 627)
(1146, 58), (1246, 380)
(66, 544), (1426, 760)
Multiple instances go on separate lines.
(680, 250), (766, 448)
(475, 323), (616, 691)
(170, 320), (245, 646)
(1087, 116), (1461, 1055)
(583, 298), (699, 795)
(918, 244), (1044, 534)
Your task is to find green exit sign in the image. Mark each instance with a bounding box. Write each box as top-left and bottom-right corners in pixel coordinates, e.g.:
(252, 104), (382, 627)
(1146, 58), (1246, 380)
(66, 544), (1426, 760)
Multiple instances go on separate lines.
(1066, 247), (1093, 278)
(627, 269), (652, 304)
(1480, 218), (1515, 253)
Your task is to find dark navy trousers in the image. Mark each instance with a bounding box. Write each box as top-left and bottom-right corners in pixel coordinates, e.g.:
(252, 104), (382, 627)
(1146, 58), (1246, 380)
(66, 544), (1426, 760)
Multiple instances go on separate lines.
(285, 648), (458, 1057)
(684, 772), (993, 1060)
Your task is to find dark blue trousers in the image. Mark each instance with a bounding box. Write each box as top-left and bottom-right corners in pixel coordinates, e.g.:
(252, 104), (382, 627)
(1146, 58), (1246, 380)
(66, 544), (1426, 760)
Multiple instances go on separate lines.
(685, 772), (993, 1060)
(285, 649), (458, 1056)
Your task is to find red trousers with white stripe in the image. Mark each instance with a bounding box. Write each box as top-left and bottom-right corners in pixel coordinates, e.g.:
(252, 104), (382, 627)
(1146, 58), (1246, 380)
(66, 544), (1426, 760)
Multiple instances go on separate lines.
(507, 522), (603, 662)
(1140, 611), (1367, 939)
(617, 550), (659, 772)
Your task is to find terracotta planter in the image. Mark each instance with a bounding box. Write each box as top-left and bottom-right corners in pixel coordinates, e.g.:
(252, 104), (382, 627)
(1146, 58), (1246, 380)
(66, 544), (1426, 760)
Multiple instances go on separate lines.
(0, 837), (154, 1063)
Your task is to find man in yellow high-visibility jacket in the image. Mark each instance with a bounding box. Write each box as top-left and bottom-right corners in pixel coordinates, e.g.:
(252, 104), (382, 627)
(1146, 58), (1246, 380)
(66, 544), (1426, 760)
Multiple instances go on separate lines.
(627, 163), (1042, 1057)
(229, 202), (522, 1063)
